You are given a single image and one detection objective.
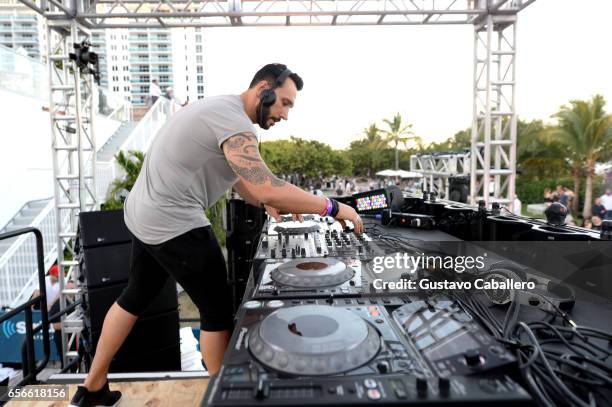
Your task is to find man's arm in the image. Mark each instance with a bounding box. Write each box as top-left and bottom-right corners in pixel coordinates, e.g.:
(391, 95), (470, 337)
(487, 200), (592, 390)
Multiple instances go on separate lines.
(222, 132), (363, 233)
(233, 179), (261, 207)
(222, 132), (326, 214)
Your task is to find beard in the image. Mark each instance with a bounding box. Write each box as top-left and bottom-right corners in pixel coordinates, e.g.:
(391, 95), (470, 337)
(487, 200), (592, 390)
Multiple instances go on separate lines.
(256, 100), (273, 130)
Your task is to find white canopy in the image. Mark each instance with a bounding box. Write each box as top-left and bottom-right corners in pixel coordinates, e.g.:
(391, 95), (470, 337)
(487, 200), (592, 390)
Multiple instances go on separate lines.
(376, 169), (422, 179)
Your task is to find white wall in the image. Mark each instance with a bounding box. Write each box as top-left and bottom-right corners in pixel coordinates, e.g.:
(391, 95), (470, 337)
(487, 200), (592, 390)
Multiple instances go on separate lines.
(0, 88), (122, 228)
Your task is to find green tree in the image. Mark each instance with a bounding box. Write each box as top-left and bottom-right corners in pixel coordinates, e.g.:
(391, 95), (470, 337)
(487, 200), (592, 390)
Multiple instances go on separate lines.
(552, 95), (612, 218)
(380, 113), (421, 170)
(101, 150), (145, 210)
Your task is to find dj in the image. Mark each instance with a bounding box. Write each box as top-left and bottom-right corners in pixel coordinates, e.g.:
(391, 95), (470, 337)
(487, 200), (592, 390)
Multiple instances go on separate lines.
(70, 63), (363, 407)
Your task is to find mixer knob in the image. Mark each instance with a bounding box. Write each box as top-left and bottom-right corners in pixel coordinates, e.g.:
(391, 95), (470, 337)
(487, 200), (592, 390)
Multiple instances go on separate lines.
(376, 361), (389, 374)
(464, 349), (482, 366)
(301, 248), (306, 257)
(291, 248), (296, 258)
(270, 249), (276, 258)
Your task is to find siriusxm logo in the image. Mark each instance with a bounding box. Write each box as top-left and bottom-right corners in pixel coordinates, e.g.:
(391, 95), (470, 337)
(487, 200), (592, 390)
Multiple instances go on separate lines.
(2, 320), (24, 338)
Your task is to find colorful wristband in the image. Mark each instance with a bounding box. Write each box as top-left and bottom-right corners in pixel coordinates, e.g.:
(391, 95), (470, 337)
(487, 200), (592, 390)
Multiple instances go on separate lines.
(319, 198), (329, 217)
(326, 198), (333, 216)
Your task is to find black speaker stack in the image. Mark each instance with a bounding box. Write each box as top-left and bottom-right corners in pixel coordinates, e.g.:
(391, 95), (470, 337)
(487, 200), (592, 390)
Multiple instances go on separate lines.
(77, 210), (181, 373)
(225, 199), (266, 314)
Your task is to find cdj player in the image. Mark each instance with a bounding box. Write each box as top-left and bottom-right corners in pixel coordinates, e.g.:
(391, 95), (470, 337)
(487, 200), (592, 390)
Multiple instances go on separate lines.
(203, 295), (530, 406)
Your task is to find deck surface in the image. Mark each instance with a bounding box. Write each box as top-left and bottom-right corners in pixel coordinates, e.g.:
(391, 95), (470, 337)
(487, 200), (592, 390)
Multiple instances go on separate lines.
(6, 378), (210, 406)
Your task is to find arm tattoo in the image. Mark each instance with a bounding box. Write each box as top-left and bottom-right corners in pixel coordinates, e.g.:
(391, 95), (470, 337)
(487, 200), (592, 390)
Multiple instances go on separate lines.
(223, 132), (286, 187)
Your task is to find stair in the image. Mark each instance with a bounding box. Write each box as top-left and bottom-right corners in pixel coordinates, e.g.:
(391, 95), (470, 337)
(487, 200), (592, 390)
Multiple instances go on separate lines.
(0, 198), (52, 256)
(97, 121), (138, 162)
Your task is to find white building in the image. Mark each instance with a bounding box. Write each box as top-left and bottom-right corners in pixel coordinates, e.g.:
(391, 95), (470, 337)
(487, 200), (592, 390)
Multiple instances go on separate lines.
(0, 0), (46, 62)
(92, 27), (205, 106)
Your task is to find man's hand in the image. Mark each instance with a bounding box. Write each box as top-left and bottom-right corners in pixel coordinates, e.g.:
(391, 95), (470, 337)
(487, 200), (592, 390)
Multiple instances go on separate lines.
(265, 205), (304, 223)
(334, 202), (364, 234)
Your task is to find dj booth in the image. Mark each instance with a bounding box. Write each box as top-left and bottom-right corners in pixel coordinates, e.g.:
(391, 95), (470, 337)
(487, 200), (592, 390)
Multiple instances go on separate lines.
(208, 187), (612, 406)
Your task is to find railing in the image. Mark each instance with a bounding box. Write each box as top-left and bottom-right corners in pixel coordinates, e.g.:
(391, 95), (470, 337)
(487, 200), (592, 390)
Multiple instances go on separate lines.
(0, 43), (47, 100)
(0, 227), (51, 404)
(1, 96), (177, 309)
(96, 97), (176, 201)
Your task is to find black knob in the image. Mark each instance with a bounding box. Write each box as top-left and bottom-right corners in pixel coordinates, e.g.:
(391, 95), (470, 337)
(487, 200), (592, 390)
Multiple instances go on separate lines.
(270, 248), (276, 258)
(301, 248), (306, 257)
(416, 377), (428, 398)
(291, 248), (296, 258)
(326, 296), (334, 304)
(376, 361), (389, 373)
(304, 233), (308, 239)
(281, 248), (287, 258)
(438, 377), (450, 397)
(262, 239), (268, 249)
(544, 202), (568, 226)
(464, 349), (482, 366)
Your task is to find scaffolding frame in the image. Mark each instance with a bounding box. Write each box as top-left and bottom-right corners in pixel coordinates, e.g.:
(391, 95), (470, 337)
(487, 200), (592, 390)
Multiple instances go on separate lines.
(47, 19), (96, 367)
(410, 152), (470, 198)
(17, 0), (535, 370)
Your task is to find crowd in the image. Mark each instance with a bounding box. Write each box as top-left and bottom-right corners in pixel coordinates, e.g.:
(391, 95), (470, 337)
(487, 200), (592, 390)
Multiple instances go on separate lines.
(544, 186), (612, 229)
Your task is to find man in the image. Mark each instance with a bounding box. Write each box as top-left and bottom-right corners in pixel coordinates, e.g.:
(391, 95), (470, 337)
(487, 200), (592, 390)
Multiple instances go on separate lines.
(601, 189), (612, 220)
(69, 63), (363, 407)
(149, 79), (161, 105)
(592, 197), (607, 219)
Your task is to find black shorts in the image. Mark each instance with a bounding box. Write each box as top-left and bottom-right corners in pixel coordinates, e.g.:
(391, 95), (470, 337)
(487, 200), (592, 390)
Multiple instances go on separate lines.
(116, 226), (233, 331)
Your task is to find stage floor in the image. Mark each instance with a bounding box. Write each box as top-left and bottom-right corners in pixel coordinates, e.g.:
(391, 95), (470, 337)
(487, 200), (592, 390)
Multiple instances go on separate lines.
(5, 378), (209, 406)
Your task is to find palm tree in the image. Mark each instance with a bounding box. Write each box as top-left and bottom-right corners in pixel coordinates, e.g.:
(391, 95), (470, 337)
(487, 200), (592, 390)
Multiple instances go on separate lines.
(380, 113), (421, 170)
(102, 150), (145, 210)
(553, 95), (612, 219)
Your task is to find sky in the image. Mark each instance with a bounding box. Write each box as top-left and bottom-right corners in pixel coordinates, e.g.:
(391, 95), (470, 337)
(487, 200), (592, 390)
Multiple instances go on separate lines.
(203, 0), (612, 149)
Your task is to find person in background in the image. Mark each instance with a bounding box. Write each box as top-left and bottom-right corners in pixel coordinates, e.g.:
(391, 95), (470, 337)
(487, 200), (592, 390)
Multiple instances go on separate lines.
(591, 216), (603, 231)
(512, 195), (522, 216)
(543, 187), (554, 204)
(600, 189), (612, 220)
(30, 265), (64, 365)
(592, 197), (607, 219)
(583, 218), (593, 230)
(149, 79), (161, 105)
(556, 185), (569, 207)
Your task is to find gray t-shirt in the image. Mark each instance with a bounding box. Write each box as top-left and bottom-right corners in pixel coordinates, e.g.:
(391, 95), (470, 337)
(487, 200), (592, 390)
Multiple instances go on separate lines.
(124, 95), (257, 244)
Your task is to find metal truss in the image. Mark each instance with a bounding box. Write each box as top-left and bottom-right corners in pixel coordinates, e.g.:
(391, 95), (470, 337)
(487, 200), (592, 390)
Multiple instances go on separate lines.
(410, 152), (470, 198)
(47, 20), (96, 367)
(470, 13), (517, 207)
(18, 0), (534, 28)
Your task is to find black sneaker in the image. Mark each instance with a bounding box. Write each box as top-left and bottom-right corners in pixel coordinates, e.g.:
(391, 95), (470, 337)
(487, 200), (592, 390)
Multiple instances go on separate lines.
(69, 381), (122, 407)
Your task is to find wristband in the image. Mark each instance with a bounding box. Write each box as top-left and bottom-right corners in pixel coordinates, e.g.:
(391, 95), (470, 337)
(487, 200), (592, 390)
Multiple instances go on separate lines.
(319, 198), (330, 217)
(330, 199), (340, 217)
(326, 198), (334, 216)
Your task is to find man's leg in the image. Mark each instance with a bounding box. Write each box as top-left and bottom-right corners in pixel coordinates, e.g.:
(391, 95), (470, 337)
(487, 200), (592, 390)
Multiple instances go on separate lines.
(83, 303), (138, 391)
(78, 235), (169, 391)
(146, 227), (234, 375)
(200, 330), (231, 375)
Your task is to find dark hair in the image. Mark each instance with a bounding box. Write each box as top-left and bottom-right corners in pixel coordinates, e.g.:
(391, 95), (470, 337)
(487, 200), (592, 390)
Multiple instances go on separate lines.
(249, 63), (303, 91)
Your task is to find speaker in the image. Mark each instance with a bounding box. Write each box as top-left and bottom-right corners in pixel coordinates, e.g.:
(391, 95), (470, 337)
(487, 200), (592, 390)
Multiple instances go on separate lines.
(78, 210), (131, 248)
(108, 344), (181, 373)
(83, 278), (178, 331)
(87, 310), (181, 373)
(449, 176), (470, 204)
(225, 199), (266, 238)
(79, 243), (132, 288)
(226, 199), (266, 312)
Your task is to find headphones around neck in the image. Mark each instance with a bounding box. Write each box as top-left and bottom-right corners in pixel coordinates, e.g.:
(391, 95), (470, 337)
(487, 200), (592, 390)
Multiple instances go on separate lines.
(260, 68), (293, 107)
